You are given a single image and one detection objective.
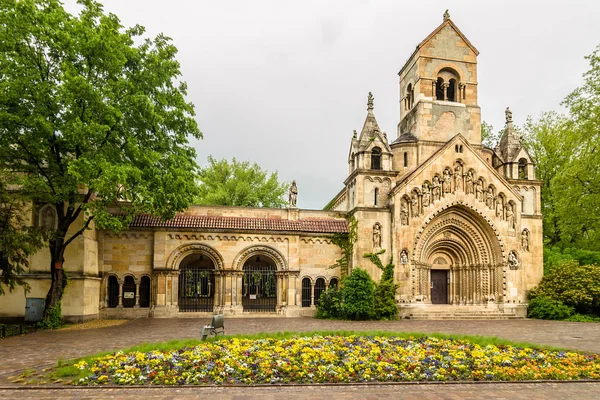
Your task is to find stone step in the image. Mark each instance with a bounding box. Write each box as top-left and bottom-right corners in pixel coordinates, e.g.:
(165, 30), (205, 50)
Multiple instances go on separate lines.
(406, 312), (523, 320)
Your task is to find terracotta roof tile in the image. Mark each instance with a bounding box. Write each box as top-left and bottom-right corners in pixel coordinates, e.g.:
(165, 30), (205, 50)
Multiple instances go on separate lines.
(129, 214), (348, 234)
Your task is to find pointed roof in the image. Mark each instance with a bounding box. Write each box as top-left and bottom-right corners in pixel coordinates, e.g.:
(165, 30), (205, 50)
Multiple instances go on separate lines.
(399, 11), (479, 76)
(498, 107), (530, 162)
(355, 92), (391, 152)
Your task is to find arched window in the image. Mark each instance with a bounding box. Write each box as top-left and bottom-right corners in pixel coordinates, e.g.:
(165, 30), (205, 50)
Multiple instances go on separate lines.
(107, 276), (119, 308)
(518, 158), (528, 179)
(179, 253), (216, 312)
(301, 278), (311, 307)
(350, 153), (355, 170)
(242, 255), (277, 312)
(436, 77), (445, 100)
(406, 84), (414, 109)
(329, 278), (339, 290)
(122, 276), (136, 308)
(314, 278), (326, 306)
(448, 79), (457, 102)
(371, 147), (381, 170)
(374, 187), (379, 206)
(403, 152), (408, 167)
(139, 276), (151, 308)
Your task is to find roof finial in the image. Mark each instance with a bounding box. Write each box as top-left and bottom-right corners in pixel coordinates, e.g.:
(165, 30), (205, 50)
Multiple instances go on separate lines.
(352, 129), (357, 139)
(367, 92), (374, 111)
(505, 107), (513, 124)
(443, 9), (450, 21)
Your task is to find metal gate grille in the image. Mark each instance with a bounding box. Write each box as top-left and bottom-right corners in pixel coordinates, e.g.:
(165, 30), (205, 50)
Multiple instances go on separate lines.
(242, 261), (276, 312)
(301, 278), (311, 307)
(178, 265), (215, 312)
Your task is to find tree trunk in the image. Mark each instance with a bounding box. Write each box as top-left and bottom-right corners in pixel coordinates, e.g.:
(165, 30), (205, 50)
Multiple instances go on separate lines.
(43, 238), (67, 320)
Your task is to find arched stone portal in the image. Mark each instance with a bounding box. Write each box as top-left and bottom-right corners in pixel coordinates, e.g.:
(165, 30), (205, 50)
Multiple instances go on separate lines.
(412, 204), (505, 305)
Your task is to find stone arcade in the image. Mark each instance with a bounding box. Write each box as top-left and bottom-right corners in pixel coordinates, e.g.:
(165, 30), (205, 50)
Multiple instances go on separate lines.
(0, 12), (542, 321)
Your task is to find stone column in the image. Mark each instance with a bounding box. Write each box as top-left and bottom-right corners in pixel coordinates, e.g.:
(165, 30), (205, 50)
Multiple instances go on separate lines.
(134, 277), (140, 308)
(442, 82), (449, 100)
(117, 278), (123, 308)
(310, 280), (315, 307)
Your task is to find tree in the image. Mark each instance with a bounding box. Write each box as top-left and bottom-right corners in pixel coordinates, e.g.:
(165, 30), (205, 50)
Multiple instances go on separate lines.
(0, 0), (201, 321)
(481, 121), (500, 148)
(196, 156), (287, 208)
(341, 268), (375, 320)
(0, 173), (45, 295)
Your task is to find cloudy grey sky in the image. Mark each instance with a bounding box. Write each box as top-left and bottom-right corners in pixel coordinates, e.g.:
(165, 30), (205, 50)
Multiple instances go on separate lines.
(66, 0), (599, 210)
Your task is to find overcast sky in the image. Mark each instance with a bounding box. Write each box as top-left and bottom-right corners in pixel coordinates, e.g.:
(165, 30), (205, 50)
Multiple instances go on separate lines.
(65, 0), (600, 210)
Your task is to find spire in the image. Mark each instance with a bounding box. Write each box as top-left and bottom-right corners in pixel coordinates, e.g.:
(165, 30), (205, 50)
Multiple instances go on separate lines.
(367, 92), (374, 112)
(443, 9), (450, 21)
(498, 106), (522, 161)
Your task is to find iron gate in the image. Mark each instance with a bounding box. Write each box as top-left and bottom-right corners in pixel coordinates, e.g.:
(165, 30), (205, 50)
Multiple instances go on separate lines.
(314, 278), (326, 306)
(178, 264), (215, 312)
(301, 278), (311, 307)
(242, 260), (277, 312)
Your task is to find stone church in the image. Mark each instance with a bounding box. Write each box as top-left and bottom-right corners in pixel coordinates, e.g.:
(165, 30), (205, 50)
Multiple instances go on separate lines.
(1, 12), (542, 321)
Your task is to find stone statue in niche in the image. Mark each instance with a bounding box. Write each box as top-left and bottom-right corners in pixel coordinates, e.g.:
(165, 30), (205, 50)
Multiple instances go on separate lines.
(486, 187), (494, 209)
(465, 170), (474, 195)
(39, 204), (57, 231)
(508, 251), (519, 270)
(422, 183), (431, 207)
(495, 197), (504, 219)
(475, 179), (484, 201)
(521, 229), (530, 251)
(454, 165), (463, 191)
(400, 250), (409, 265)
(400, 201), (409, 226)
(432, 176), (441, 201)
(288, 180), (298, 207)
(506, 203), (515, 229)
(372, 223), (382, 250)
(443, 169), (452, 194)
(410, 192), (419, 217)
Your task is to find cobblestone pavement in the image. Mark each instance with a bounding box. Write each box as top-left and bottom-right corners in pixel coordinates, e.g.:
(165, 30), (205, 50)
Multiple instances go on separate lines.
(1, 382), (600, 399)
(1, 318), (599, 397)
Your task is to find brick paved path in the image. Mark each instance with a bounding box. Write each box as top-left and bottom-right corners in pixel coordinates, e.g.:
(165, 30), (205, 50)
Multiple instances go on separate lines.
(1, 382), (600, 399)
(1, 318), (599, 398)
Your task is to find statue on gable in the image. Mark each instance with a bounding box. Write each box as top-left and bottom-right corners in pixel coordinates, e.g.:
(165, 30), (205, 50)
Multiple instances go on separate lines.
(506, 204), (515, 230)
(411, 192), (419, 217)
(288, 180), (298, 208)
(422, 183), (431, 207)
(465, 170), (474, 195)
(475, 179), (484, 201)
(443, 169), (452, 194)
(432, 176), (441, 201)
(454, 165), (463, 191)
(485, 187), (494, 209)
(495, 197), (504, 219)
(505, 107), (513, 124)
(400, 201), (409, 226)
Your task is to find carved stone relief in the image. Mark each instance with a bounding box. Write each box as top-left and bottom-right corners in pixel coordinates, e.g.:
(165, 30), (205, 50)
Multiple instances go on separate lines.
(495, 197), (504, 219)
(454, 164), (463, 191)
(475, 179), (484, 201)
(443, 168), (452, 194)
(422, 183), (431, 208)
(39, 204), (58, 231)
(508, 251), (519, 270)
(521, 229), (529, 251)
(466, 170), (474, 195)
(372, 223), (382, 250)
(432, 176), (441, 201)
(506, 204), (515, 230)
(411, 192), (419, 217)
(400, 250), (409, 265)
(400, 200), (409, 226)
(485, 187), (494, 209)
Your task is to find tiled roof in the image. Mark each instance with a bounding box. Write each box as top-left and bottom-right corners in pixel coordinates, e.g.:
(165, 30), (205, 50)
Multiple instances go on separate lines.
(129, 214), (348, 234)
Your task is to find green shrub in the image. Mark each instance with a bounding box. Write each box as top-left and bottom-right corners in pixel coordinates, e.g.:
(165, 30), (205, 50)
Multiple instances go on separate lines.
(37, 302), (63, 330)
(544, 247), (600, 273)
(535, 261), (600, 315)
(565, 313), (600, 322)
(341, 268), (375, 320)
(315, 287), (344, 319)
(373, 280), (398, 320)
(527, 295), (573, 320)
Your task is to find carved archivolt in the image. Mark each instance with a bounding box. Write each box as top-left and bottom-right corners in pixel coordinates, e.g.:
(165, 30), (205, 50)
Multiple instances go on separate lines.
(300, 237), (334, 245)
(105, 232), (151, 239)
(412, 201), (506, 265)
(232, 245), (288, 271)
(166, 242), (225, 270)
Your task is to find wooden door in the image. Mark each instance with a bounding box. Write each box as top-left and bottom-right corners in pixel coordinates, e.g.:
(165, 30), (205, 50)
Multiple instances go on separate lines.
(430, 270), (448, 304)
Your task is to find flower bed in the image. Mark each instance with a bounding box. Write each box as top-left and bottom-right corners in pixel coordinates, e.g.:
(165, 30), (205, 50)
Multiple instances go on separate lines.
(74, 335), (600, 385)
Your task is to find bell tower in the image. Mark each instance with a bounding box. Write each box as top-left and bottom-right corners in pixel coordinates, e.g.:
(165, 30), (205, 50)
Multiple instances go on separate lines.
(397, 10), (481, 144)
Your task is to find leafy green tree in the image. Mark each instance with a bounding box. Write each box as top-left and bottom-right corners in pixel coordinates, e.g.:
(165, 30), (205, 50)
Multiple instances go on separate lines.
(364, 250), (398, 320)
(481, 121), (500, 148)
(341, 268), (375, 320)
(0, 0), (201, 320)
(0, 173), (45, 295)
(196, 156), (287, 208)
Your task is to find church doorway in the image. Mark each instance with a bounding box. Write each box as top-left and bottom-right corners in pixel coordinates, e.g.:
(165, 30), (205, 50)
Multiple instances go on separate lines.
(242, 256), (277, 312)
(430, 270), (448, 304)
(178, 253), (216, 312)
